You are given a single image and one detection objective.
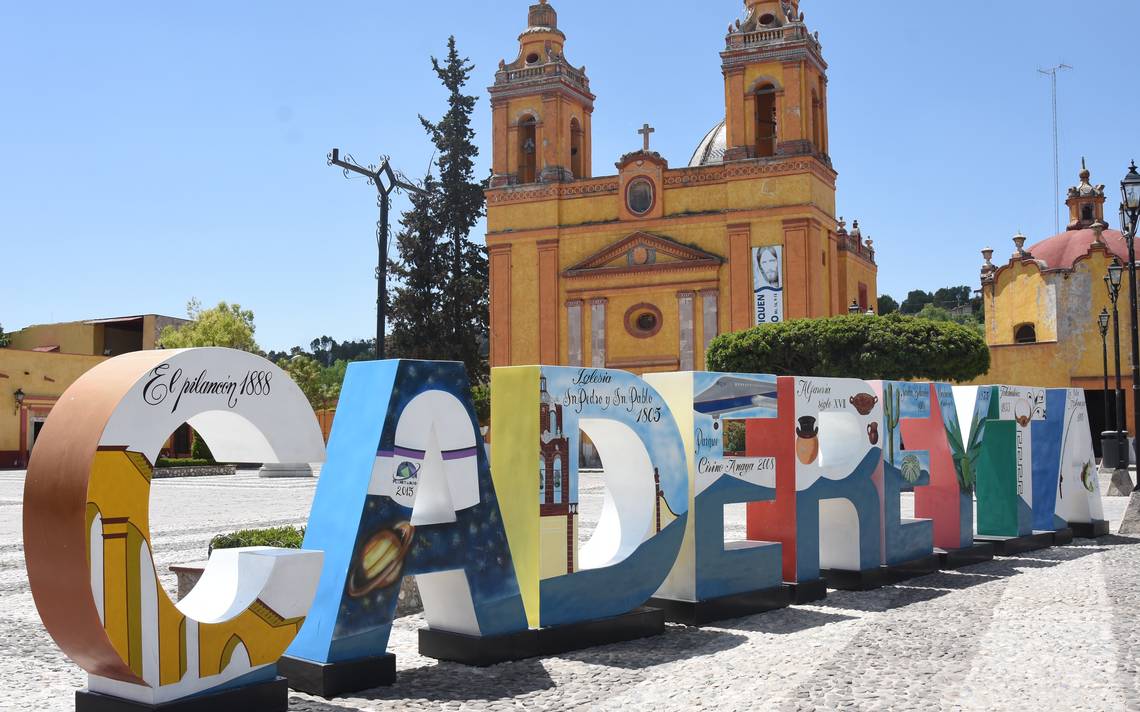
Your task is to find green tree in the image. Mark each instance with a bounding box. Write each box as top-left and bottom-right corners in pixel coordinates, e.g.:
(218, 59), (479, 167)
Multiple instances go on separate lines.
(877, 295), (899, 316)
(419, 36), (488, 382)
(319, 359), (348, 406)
(389, 174), (449, 361)
(915, 303), (954, 322)
(705, 314), (990, 383)
(932, 286), (971, 308)
(0, 323), (9, 347)
(280, 354), (323, 410)
(158, 299), (259, 352)
(899, 290), (934, 314)
(191, 431), (215, 463)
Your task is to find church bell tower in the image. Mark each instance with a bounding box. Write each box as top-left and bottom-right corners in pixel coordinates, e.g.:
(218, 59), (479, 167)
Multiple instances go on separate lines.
(489, 0), (595, 187)
(721, 0), (829, 162)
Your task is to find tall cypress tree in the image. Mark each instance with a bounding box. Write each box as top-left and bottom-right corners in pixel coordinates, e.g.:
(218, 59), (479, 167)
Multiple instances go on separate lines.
(388, 173), (448, 360)
(419, 36), (487, 381)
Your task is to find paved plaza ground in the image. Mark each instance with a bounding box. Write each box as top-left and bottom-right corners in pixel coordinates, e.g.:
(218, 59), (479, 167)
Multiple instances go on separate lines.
(2, 468), (1140, 711)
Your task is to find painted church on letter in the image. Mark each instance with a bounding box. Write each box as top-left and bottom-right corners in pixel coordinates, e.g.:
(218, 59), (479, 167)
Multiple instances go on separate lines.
(486, 0), (878, 374)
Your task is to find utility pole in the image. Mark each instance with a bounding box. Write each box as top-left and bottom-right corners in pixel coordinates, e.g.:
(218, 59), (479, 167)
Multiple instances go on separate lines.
(1038, 63), (1071, 234)
(328, 148), (425, 361)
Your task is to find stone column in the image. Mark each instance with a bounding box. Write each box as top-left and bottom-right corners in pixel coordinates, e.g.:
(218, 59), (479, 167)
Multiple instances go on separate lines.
(537, 240), (560, 364)
(678, 291), (695, 371)
(728, 223), (753, 331)
(701, 289), (719, 368)
(489, 244), (513, 367)
(567, 300), (583, 367)
(590, 298), (607, 368)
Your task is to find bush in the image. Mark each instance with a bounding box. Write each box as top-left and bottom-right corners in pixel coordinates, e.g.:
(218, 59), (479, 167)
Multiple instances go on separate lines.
(209, 526), (305, 555)
(471, 383), (490, 425)
(191, 431), (215, 463)
(155, 458), (214, 468)
(705, 314), (990, 383)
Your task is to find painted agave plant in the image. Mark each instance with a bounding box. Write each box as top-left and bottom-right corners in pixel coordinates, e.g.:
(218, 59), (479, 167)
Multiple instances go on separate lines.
(900, 454), (922, 484)
(945, 411), (982, 494)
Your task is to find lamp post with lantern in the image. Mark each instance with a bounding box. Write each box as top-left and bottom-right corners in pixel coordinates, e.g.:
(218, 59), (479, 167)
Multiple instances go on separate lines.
(1106, 264), (1127, 472)
(1100, 307), (1113, 439)
(1115, 164), (1140, 530)
(1119, 164), (1140, 484)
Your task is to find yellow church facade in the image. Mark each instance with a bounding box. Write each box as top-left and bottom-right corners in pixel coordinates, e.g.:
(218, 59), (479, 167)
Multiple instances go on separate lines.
(978, 162), (1136, 439)
(486, 0), (877, 374)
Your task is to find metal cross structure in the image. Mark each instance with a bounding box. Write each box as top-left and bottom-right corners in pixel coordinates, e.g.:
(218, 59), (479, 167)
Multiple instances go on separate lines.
(328, 148), (425, 361)
(638, 123), (655, 152)
(1038, 63), (1071, 235)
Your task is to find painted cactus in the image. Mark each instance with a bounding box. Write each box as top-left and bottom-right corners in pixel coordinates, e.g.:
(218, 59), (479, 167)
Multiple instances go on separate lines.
(883, 383), (902, 463)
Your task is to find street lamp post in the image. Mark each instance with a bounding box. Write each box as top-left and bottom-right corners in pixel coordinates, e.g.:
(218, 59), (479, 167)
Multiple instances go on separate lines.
(1115, 163), (1140, 530)
(1100, 307), (1113, 439)
(1121, 163), (1140, 480)
(328, 148), (425, 361)
(1107, 265), (1126, 457)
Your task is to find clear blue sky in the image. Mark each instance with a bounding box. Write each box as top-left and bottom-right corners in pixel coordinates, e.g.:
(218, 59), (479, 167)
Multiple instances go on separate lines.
(3, 1), (1139, 351)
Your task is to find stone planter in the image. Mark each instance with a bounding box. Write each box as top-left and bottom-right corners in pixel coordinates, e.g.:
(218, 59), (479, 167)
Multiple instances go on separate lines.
(153, 465), (236, 479)
(169, 561), (423, 617)
(258, 463), (313, 478)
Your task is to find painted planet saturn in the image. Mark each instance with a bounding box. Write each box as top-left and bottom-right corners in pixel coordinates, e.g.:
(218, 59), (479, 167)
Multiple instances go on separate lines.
(348, 521), (415, 598)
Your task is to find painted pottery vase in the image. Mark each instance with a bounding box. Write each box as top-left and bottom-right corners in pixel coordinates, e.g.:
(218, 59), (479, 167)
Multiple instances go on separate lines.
(849, 393), (879, 416)
(1014, 399), (1032, 427)
(867, 422), (879, 445)
(796, 416), (820, 465)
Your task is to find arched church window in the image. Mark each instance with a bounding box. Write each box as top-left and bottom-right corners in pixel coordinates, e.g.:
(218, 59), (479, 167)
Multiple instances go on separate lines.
(1014, 323), (1037, 344)
(550, 409), (557, 434)
(519, 115), (537, 183)
(755, 85), (777, 158)
(1082, 205), (1094, 222)
(539, 457), (546, 495)
(570, 118), (584, 179)
(553, 457), (563, 489)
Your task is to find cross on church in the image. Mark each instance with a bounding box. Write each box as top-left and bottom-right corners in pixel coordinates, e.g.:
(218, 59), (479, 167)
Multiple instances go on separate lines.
(638, 123), (655, 152)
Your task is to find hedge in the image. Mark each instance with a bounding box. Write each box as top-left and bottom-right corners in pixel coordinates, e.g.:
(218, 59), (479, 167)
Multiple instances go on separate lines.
(155, 458), (214, 468)
(705, 314), (990, 383)
(208, 526), (305, 555)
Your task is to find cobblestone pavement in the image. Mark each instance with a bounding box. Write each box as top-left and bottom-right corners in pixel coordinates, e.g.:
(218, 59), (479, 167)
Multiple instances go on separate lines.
(3, 469), (1140, 711)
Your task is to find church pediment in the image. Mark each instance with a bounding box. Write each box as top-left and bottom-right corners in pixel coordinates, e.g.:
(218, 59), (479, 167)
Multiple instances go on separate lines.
(563, 232), (723, 278)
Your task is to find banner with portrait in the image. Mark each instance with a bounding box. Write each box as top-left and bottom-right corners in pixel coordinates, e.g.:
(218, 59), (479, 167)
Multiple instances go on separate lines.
(753, 245), (784, 324)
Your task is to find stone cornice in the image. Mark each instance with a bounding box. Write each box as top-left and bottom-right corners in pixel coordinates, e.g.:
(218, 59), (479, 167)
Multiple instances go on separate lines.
(486, 155), (836, 207)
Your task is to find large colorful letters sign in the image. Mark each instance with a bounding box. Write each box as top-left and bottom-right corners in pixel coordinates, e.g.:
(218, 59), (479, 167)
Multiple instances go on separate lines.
(25, 349), (1112, 707)
(957, 385), (1044, 538)
(647, 372), (783, 602)
(491, 366), (688, 628)
(1038, 389), (1104, 529)
(23, 349), (325, 705)
(871, 381), (935, 565)
(287, 360), (528, 665)
(746, 376), (883, 582)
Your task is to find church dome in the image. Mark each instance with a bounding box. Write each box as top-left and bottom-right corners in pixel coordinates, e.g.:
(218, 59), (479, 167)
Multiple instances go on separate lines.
(1027, 227), (1128, 271)
(689, 120), (727, 167)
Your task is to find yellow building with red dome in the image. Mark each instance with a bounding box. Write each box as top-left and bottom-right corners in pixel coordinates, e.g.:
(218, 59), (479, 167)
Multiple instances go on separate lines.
(485, 0), (878, 374)
(979, 161), (1135, 439)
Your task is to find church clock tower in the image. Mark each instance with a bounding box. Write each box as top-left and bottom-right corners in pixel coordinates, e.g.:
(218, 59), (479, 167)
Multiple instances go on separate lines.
(489, 0), (595, 186)
(722, 0), (829, 162)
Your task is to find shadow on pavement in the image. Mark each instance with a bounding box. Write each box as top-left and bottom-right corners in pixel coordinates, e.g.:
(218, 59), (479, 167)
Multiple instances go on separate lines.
(894, 570), (1009, 591)
(558, 625), (749, 670)
(712, 605), (856, 634)
(816, 582), (950, 613)
(313, 658), (557, 704)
